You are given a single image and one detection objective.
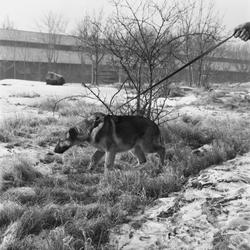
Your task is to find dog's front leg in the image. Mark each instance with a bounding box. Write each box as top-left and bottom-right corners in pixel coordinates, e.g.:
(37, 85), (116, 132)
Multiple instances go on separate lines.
(104, 149), (116, 173)
(88, 150), (105, 170)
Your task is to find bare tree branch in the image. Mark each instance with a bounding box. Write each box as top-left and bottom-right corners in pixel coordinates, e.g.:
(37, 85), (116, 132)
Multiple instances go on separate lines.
(82, 83), (114, 115)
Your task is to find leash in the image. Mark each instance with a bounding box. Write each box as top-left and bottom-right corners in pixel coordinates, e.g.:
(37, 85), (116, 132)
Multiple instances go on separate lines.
(118, 33), (234, 109)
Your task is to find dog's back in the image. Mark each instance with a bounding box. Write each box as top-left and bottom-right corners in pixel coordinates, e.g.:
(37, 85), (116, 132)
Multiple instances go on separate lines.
(108, 115), (161, 150)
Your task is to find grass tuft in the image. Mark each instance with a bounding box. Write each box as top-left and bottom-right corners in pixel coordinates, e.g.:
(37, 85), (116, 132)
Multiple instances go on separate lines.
(0, 201), (25, 228)
(31, 97), (104, 117)
(0, 156), (42, 191)
(9, 92), (40, 98)
(0, 115), (57, 142)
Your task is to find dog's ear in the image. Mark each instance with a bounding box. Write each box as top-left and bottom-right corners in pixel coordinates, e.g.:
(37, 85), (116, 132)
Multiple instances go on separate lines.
(92, 113), (105, 127)
(94, 112), (105, 121)
(69, 127), (78, 140)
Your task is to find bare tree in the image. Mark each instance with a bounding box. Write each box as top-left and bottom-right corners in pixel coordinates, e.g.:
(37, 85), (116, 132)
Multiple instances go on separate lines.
(0, 19), (17, 78)
(1, 16), (15, 30)
(75, 11), (105, 85)
(59, 0), (224, 121)
(104, 0), (184, 119)
(37, 11), (67, 71)
(177, 0), (224, 88)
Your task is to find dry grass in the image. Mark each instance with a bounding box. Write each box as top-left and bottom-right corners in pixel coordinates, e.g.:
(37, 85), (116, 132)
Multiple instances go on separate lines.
(1, 97), (250, 249)
(0, 201), (25, 228)
(195, 87), (250, 111)
(9, 92), (40, 98)
(163, 116), (250, 176)
(0, 115), (57, 142)
(0, 156), (42, 191)
(30, 97), (105, 117)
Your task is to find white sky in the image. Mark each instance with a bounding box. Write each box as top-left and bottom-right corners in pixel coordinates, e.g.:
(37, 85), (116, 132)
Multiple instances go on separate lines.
(0, 0), (249, 34)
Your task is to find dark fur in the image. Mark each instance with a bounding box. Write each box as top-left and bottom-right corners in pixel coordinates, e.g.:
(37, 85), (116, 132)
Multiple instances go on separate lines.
(54, 113), (165, 172)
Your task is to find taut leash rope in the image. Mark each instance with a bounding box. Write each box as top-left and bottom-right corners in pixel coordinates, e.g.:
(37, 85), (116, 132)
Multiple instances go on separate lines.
(118, 34), (234, 109)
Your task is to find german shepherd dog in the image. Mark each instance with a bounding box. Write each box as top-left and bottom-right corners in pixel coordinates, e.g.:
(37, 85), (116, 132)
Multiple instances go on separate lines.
(54, 112), (165, 172)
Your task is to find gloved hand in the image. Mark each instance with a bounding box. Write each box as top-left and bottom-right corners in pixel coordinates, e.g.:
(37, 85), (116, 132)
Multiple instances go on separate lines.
(234, 22), (250, 41)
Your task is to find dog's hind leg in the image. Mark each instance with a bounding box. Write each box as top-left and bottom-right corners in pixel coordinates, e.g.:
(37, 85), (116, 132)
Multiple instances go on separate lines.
(88, 150), (105, 170)
(141, 137), (165, 166)
(155, 145), (165, 166)
(133, 145), (147, 166)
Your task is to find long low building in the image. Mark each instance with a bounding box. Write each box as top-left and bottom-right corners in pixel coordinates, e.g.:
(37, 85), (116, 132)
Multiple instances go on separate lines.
(0, 28), (249, 83)
(0, 28), (117, 83)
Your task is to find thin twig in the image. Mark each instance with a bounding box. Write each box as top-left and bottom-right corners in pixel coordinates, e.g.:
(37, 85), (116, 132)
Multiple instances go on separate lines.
(109, 78), (129, 109)
(53, 95), (89, 115)
(159, 113), (180, 125)
(82, 83), (114, 115)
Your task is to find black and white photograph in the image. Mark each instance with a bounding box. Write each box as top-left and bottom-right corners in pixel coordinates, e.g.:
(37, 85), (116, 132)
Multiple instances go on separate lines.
(0, 0), (250, 249)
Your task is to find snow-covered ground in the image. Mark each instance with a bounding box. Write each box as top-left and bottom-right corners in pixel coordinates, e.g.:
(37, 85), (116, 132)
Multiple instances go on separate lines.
(0, 79), (199, 121)
(0, 79), (128, 120)
(0, 79), (127, 101)
(157, 95), (197, 107)
(1, 79), (250, 249)
(110, 154), (250, 249)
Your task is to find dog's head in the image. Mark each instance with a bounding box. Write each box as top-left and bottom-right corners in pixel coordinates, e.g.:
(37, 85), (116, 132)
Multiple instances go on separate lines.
(54, 127), (80, 153)
(54, 112), (106, 154)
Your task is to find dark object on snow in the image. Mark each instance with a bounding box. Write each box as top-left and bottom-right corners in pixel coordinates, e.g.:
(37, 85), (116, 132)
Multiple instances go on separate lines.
(45, 72), (65, 85)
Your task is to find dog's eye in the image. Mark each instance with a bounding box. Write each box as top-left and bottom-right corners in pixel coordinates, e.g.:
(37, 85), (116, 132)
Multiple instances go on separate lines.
(91, 116), (102, 129)
(93, 118), (100, 127)
(69, 127), (78, 139)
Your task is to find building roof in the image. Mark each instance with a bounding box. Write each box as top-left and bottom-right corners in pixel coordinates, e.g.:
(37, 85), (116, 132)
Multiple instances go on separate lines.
(0, 28), (77, 46)
(0, 29), (112, 64)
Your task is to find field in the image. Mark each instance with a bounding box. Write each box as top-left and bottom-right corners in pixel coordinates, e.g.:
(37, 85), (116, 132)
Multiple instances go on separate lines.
(1, 79), (250, 249)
